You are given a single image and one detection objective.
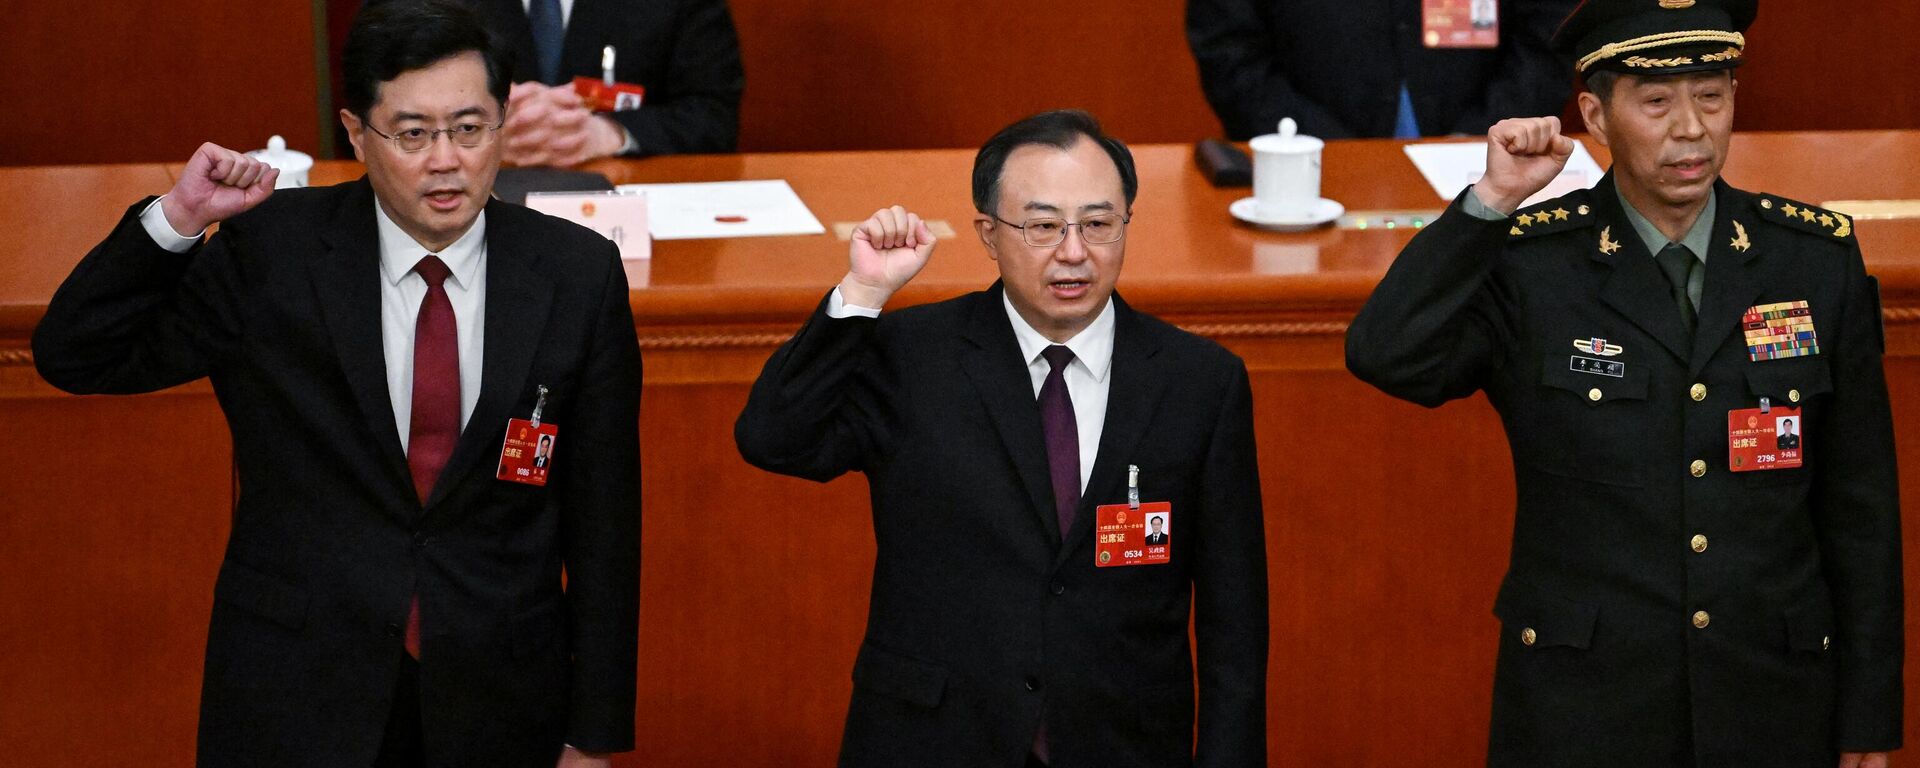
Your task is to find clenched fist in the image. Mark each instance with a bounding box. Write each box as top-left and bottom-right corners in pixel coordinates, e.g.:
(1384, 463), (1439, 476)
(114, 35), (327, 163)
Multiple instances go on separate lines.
(1476, 117), (1577, 216)
(839, 205), (936, 310)
(161, 142), (279, 238)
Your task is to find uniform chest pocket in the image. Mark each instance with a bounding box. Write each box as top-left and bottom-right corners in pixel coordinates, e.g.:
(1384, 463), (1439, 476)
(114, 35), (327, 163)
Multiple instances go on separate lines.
(1539, 352), (1650, 404)
(1743, 357), (1832, 406)
(1528, 353), (1654, 486)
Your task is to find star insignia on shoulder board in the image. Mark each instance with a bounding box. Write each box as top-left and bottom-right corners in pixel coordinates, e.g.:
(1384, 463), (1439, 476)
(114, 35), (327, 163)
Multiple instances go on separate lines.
(1599, 226), (1623, 255)
(1730, 220), (1751, 252)
(1553, 208), (1571, 221)
(1756, 193), (1856, 241)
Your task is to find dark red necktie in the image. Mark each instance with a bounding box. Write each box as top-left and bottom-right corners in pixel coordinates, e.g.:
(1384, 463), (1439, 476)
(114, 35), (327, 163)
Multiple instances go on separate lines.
(1038, 345), (1080, 536)
(404, 254), (459, 658)
(1032, 344), (1079, 764)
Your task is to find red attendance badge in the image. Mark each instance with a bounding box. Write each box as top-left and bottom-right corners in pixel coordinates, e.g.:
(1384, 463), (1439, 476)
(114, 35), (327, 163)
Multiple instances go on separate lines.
(1727, 406), (1804, 472)
(497, 385), (558, 487)
(1095, 502), (1172, 567)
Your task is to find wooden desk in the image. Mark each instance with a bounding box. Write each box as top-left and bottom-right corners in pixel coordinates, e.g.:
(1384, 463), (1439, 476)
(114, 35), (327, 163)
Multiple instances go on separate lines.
(2, 133), (1917, 765)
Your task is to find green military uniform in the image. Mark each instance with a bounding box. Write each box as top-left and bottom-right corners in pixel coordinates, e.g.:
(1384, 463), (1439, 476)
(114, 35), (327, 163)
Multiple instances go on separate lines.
(1345, 1), (1903, 765)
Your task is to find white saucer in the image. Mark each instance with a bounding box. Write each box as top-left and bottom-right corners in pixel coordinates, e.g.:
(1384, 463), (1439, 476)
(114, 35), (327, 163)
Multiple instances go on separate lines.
(1229, 196), (1345, 231)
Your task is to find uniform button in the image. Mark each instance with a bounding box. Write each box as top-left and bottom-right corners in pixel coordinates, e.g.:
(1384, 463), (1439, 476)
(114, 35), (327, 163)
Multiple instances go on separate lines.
(1788, 388), (1801, 403)
(1689, 459), (1707, 478)
(1024, 676), (1040, 692)
(1690, 534), (1709, 553)
(1692, 610), (1711, 629)
(1521, 628), (1537, 646)
(1587, 388), (1603, 402)
(1051, 583), (1066, 596)
(1822, 636), (1831, 650)
(1690, 383), (1707, 401)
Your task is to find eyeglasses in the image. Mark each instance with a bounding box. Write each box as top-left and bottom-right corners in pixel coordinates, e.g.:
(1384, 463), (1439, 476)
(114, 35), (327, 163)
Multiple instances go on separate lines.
(993, 212), (1131, 247)
(366, 121), (502, 153)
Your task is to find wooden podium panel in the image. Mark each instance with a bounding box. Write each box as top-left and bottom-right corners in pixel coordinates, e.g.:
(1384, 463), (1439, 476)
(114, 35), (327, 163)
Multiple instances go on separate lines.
(2, 133), (1918, 765)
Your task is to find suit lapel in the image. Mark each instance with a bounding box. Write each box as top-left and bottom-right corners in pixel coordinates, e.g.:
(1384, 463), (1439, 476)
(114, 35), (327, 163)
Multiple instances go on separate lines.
(1689, 183), (1764, 377)
(959, 284), (1064, 548)
(1055, 295), (1166, 571)
(1591, 177), (1693, 363)
(309, 180), (416, 513)
(424, 202), (555, 512)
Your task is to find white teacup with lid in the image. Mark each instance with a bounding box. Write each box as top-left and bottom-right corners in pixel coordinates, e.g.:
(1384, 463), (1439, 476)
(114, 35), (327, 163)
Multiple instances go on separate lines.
(1249, 118), (1323, 221)
(247, 135), (313, 189)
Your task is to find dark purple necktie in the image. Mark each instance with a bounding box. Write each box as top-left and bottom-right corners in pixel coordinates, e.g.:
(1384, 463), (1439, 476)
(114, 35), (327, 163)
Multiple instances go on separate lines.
(1032, 345), (1078, 765)
(405, 254), (460, 658)
(1038, 345), (1080, 537)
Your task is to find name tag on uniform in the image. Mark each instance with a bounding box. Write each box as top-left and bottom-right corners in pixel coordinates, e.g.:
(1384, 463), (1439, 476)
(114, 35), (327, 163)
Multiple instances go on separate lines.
(1570, 355), (1625, 377)
(1095, 502), (1172, 567)
(1727, 407), (1804, 471)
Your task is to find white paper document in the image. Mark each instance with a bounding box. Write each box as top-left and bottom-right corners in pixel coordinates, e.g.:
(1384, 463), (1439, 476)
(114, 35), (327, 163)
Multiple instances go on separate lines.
(612, 179), (825, 240)
(1403, 141), (1607, 209)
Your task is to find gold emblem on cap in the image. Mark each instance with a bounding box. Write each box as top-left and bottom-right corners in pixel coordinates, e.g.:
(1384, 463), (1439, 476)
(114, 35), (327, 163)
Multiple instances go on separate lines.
(1660, 0), (1696, 8)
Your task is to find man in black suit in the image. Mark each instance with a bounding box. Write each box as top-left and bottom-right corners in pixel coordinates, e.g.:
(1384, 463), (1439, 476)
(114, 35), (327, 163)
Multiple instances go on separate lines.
(1777, 418), (1800, 450)
(32, 2), (640, 766)
(442, 0), (744, 165)
(1146, 516), (1169, 546)
(1346, 1), (1902, 765)
(1185, 0), (1577, 139)
(736, 110), (1268, 767)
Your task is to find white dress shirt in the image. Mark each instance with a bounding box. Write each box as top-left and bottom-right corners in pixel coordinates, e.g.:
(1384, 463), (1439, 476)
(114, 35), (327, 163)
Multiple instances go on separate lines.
(140, 197), (488, 453)
(1002, 293), (1113, 493)
(522, 0), (575, 27)
(374, 202), (488, 450)
(826, 287), (1114, 492)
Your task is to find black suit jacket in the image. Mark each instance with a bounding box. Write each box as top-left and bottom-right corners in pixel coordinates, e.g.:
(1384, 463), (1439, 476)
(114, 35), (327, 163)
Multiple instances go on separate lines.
(32, 180), (642, 767)
(737, 285), (1269, 767)
(464, 0), (744, 155)
(1347, 176), (1904, 765)
(1185, 0), (1576, 139)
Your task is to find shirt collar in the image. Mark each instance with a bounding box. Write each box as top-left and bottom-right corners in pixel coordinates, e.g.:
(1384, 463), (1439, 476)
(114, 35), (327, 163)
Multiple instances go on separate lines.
(1615, 186), (1715, 264)
(375, 200), (488, 289)
(1002, 291), (1115, 384)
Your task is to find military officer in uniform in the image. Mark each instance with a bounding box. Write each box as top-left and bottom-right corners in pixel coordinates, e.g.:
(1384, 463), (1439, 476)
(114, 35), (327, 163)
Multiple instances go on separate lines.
(1346, 1), (1903, 766)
